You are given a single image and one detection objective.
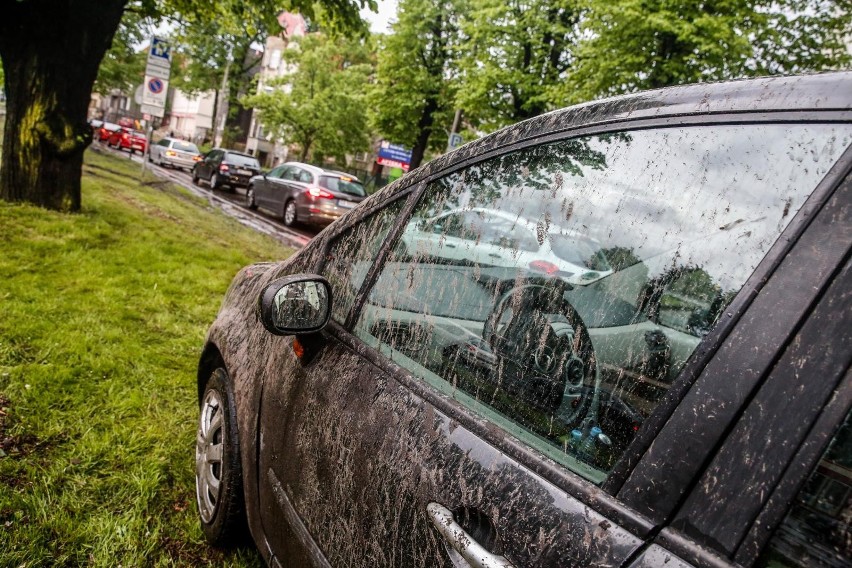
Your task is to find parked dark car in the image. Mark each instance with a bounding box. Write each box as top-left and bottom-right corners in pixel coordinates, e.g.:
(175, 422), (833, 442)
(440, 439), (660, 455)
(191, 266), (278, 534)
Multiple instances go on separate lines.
(246, 162), (367, 227)
(148, 137), (202, 171)
(192, 149), (261, 191)
(195, 73), (852, 568)
(106, 127), (147, 154)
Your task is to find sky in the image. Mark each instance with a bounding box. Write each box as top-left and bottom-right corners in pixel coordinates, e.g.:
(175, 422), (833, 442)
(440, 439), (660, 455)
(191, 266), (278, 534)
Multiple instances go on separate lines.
(361, 0), (398, 33)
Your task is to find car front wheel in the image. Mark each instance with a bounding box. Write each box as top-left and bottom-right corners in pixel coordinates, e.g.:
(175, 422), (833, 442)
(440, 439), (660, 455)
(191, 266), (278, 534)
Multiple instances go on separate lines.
(195, 367), (247, 546)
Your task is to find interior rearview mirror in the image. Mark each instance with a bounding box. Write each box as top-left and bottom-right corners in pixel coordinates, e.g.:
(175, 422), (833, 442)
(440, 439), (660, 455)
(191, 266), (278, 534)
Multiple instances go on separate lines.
(258, 275), (332, 336)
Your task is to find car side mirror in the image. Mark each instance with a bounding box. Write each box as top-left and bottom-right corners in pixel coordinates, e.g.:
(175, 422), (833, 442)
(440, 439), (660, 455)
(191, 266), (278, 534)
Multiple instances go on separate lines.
(258, 275), (332, 336)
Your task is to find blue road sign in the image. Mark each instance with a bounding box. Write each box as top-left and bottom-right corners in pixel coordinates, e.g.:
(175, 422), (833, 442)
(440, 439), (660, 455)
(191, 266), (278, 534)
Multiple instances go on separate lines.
(448, 133), (463, 149)
(150, 37), (171, 61)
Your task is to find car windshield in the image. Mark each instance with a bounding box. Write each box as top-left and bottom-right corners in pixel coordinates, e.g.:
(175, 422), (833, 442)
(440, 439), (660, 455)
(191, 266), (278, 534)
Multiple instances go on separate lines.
(321, 175), (366, 197)
(173, 141), (198, 153)
(226, 154), (260, 168)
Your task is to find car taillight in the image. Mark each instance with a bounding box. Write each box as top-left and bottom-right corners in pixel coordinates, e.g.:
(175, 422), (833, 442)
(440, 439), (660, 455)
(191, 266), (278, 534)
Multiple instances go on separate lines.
(122, 133), (129, 141)
(165, 150), (176, 156)
(219, 164), (230, 172)
(307, 186), (334, 199)
(529, 260), (559, 275)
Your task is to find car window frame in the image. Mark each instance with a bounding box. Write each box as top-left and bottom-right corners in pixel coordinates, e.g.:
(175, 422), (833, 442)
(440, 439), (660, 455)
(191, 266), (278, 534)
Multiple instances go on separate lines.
(641, 176), (852, 567)
(311, 112), (852, 536)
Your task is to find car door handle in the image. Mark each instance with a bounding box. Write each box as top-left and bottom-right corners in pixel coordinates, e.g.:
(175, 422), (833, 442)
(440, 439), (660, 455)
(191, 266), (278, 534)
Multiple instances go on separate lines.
(445, 243), (457, 248)
(427, 503), (514, 568)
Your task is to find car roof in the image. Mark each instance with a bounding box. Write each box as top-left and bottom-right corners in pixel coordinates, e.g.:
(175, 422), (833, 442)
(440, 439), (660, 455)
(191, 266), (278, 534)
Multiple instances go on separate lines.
(441, 206), (593, 238)
(388, 72), (852, 196)
(218, 149), (257, 159)
(281, 161), (361, 181)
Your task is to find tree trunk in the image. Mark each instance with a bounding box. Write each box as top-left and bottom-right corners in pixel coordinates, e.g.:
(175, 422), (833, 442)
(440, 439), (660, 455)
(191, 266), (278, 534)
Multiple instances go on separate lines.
(409, 96), (439, 170)
(0, 0), (127, 212)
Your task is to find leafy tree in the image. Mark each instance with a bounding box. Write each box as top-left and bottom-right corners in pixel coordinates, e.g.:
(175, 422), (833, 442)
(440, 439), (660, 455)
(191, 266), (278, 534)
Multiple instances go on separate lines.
(0, 0), (372, 212)
(369, 0), (466, 169)
(243, 33), (374, 164)
(170, 7), (279, 147)
(557, 0), (852, 104)
(94, 10), (149, 96)
(456, 0), (581, 131)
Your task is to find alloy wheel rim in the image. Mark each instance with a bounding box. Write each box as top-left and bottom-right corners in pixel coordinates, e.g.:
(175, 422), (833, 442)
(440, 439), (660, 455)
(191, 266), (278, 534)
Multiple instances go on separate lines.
(285, 202), (296, 224)
(247, 189), (255, 206)
(196, 389), (225, 523)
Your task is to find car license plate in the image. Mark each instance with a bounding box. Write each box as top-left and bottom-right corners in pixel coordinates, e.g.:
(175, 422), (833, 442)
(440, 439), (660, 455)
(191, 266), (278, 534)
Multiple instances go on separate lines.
(338, 200), (356, 209)
(237, 169), (251, 175)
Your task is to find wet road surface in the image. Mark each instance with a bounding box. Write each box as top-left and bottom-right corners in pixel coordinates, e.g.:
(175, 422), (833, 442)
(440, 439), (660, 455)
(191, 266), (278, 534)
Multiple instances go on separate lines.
(94, 142), (320, 250)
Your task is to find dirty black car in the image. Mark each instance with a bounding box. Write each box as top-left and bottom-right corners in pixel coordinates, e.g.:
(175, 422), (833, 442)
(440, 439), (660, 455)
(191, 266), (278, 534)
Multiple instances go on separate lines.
(195, 72), (852, 568)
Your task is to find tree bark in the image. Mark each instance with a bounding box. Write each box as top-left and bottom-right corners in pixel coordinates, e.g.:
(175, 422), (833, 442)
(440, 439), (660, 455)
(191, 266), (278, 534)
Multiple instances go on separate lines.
(409, 96), (438, 170)
(0, 0), (127, 212)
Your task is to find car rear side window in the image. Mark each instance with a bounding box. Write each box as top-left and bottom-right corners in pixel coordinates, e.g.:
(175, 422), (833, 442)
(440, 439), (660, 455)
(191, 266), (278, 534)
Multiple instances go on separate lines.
(353, 123), (851, 484)
(173, 141), (198, 153)
(321, 175), (366, 197)
(322, 198), (408, 324)
(226, 153), (260, 169)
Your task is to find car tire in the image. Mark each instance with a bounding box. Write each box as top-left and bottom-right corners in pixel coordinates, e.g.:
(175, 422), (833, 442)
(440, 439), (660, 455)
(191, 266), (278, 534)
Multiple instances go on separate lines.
(195, 367), (247, 547)
(283, 200), (297, 226)
(211, 173), (222, 190)
(245, 186), (258, 210)
(192, 169), (201, 185)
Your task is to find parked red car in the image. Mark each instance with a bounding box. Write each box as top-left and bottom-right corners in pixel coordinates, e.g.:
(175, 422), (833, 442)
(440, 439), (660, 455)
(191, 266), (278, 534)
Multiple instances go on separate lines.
(106, 127), (147, 154)
(95, 121), (121, 143)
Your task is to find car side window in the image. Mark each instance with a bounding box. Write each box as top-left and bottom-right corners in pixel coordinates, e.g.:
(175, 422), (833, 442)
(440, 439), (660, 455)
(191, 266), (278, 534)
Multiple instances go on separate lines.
(322, 198), (409, 324)
(298, 170), (314, 184)
(757, 409), (852, 567)
(157, 139), (169, 147)
(284, 167), (301, 182)
(353, 123), (851, 484)
(268, 165), (286, 179)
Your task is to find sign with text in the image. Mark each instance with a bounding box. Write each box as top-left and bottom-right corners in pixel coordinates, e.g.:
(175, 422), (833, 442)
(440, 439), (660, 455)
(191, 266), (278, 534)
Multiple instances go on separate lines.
(145, 37), (171, 81)
(377, 157), (410, 172)
(377, 141), (412, 165)
(142, 75), (168, 108)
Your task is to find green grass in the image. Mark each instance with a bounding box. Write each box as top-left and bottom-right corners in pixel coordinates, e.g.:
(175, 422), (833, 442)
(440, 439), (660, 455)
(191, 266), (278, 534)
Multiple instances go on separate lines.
(0, 150), (293, 567)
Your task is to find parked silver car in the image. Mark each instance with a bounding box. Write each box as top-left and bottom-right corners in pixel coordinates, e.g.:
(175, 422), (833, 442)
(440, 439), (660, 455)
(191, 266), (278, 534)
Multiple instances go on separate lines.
(148, 137), (202, 171)
(245, 161), (366, 227)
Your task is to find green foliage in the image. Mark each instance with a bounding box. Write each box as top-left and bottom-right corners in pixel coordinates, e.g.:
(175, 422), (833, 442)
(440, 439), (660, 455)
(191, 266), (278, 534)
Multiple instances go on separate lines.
(0, 149), (290, 566)
(243, 33), (374, 164)
(94, 10), (149, 95)
(556, 0), (852, 104)
(369, 0), (466, 163)
(456, 0), (581, 131)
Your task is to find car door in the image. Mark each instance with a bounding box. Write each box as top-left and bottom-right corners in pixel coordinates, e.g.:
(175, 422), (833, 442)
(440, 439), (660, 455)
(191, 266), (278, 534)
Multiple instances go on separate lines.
(198, 149), (217, 180)
(256, 165), (287, 209)
(257, 119), (851, 567)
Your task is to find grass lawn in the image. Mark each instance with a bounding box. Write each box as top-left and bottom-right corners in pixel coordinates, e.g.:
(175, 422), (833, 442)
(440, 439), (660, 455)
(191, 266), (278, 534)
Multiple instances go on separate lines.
(0, 150), (293, 567)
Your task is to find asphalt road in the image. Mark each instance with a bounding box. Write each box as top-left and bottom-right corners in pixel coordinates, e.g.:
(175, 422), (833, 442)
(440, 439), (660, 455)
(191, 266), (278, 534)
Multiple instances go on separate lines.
(94, 142), (320, 250)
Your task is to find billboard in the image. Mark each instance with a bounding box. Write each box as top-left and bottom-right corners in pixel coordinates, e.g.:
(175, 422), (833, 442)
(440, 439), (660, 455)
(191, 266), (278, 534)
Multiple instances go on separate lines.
(377, 141), (412, 164)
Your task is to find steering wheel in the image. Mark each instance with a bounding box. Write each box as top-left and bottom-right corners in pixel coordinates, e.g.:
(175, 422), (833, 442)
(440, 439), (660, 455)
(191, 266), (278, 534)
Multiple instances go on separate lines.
(482, 281), (597, 426)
